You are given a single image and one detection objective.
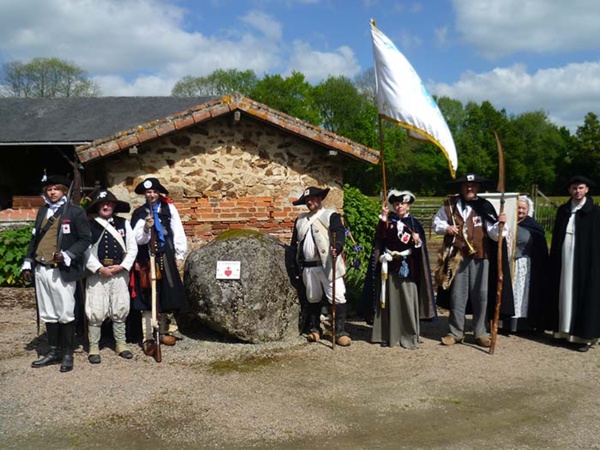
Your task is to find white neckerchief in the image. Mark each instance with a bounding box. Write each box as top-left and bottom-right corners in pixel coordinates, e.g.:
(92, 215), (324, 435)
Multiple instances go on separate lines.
(459, 198), (472, 219)
(396, 214), (410, 239)
(44, 195), (68, 219)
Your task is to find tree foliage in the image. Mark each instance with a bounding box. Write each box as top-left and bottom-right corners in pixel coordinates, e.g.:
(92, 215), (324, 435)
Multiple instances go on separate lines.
(171, 69), (259, 97)
(570, 112), (600, 183)
(169, 68), (597, 196)
(1, 57), (100, 98)
(248, 71), (320, 124)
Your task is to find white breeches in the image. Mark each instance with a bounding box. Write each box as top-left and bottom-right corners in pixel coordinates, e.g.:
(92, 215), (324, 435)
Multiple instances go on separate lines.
(34, 265), (76, 324)
(302, 266), (346, 305)
(85, 272), (131, 326)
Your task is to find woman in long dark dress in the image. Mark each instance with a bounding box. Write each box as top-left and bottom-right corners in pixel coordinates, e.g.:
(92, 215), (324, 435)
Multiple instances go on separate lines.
(371, 190), (435, 349)
(508, 195), (549, 333)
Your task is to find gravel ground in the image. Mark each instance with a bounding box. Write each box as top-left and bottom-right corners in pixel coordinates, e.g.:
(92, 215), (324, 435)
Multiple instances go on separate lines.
(1, 287), (600, 450)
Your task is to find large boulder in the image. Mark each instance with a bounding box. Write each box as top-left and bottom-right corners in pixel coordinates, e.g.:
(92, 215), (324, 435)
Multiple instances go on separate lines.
(184, 229), (301, 343)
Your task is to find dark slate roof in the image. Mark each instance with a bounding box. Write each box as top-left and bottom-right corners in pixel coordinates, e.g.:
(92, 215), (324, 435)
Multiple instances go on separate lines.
(0, 94), (380, 164)
(0, 96), (216, 143)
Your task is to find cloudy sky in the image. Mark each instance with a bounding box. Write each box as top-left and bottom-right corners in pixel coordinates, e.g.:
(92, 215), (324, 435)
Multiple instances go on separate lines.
(0, 0), (598, 132)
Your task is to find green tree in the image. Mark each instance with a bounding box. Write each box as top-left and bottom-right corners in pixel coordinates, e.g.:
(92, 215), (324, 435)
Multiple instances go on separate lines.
(171, 69), (258, 97)
(505, 111), (567, 193)
(570, 112), (600, 183)
(1, 57), (100, 97)
(353, 68), (376, 104)
(249, 71), (320, 124)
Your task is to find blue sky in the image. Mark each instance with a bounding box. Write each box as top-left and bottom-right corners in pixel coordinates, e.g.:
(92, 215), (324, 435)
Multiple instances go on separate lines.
(0, 0), (598, 132)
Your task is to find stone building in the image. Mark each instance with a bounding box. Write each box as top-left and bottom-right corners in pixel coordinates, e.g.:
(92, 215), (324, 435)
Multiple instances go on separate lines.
(0, 93), (379, 247)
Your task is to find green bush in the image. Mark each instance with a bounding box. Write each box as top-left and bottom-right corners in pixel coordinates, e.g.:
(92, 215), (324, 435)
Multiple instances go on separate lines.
(342, 184), (380, 306)
(0, 226), (32, 287)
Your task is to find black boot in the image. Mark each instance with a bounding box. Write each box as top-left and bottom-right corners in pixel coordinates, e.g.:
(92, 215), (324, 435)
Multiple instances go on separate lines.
(32, 322), (61, 368)
(334, 303), (352, 347)
(60, 321), (75, 373)
(306, 302), (322, 342)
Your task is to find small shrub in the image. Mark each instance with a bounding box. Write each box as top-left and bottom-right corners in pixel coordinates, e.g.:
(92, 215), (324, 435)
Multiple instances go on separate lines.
(0, 226), (32, 287)
(342, 184), (380, 306)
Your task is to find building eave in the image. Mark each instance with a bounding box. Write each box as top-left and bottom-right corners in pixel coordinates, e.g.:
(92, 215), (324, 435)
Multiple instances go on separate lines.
(75, 93), (380, 165)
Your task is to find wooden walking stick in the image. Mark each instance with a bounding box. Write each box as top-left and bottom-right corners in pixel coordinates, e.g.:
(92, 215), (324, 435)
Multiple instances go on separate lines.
(148, 203), (162, 363)
(490, 131), (506, 355)
(331, 231), (337, 351)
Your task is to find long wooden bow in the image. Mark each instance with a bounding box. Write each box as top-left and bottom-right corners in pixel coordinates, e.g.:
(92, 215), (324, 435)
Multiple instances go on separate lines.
(489, 131), (505, 355)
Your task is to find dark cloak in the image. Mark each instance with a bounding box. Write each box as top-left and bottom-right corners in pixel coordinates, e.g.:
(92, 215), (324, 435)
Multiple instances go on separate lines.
(516, 216), (549, 330)
(358, 213), (436, 322)
(129, 199), (188, 314)
(435, 196), (515, 320)
(547, 196), (600, 339)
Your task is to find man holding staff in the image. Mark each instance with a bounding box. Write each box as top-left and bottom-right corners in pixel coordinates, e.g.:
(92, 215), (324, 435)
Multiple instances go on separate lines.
(130, 178), (187, 357)
(291, 186), (351, 347)
(433, 173), (511, 348)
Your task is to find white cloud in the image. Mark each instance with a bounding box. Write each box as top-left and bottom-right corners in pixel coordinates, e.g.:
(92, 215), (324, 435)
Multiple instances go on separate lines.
(287, 41), (360, 82)
(241, 10), (283, 41)
(93, 74), (178, 97)
(432, 62), (600, 132)
(434, 26), (448, 47)
(0, 0), (290, 95)
(452, 0), (600, 59)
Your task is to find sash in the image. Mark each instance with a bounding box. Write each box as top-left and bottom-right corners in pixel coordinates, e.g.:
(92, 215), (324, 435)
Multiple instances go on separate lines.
(298, 209), (324, 260)
(94, 217), (127, 252)
(379, 248), (412, 308)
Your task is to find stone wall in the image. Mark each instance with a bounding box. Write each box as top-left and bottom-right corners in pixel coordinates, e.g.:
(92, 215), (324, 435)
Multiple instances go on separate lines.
(89, 113), (346, 250)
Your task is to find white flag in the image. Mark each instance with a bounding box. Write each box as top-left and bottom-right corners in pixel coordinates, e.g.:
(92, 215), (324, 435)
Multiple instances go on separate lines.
(371, 20), (458, 177)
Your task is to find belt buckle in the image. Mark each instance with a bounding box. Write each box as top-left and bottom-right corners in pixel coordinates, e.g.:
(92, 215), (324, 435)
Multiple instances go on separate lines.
(103, 258), (114, 265)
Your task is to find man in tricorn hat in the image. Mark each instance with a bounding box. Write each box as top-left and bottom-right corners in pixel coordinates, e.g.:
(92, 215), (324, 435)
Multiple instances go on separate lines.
(129, 177), (188, 357)
(84, 190), (138, 364)
(433, 173), (511, 348)
(21, 174), (92, 372)
(547, 175), (600, 352)
(291, 186), (351, 346)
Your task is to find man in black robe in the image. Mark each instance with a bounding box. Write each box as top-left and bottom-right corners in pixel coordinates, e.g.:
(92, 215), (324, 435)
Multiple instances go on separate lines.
(547, 175), (600, 352)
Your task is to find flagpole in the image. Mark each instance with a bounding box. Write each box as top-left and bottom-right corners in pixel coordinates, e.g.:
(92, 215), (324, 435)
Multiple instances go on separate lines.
(378, 115), (388, 202)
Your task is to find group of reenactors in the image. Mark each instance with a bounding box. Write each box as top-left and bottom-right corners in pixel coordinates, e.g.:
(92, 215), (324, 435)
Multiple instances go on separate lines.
(22, 176), (187, 372)
(22, 171), (600, 372)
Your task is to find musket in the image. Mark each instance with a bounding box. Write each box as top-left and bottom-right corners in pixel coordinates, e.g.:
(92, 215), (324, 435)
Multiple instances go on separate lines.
(331, 231), (337, 351)
(147, 201), (162, 363)
(489, 131), (505, 355)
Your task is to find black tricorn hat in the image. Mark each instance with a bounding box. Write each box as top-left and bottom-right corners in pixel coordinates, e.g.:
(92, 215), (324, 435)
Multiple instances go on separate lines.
(134, 177), (169, 195)
(86, 190), (131, 214)
(567, 175), (595, 188)
(292, 186), (330, 206)
(42, 174), (71, 189)
(446, 173), (492, 189)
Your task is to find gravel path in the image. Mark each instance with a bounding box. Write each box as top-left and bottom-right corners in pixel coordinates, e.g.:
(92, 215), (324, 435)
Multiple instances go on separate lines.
(1, 288), (599, 449)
